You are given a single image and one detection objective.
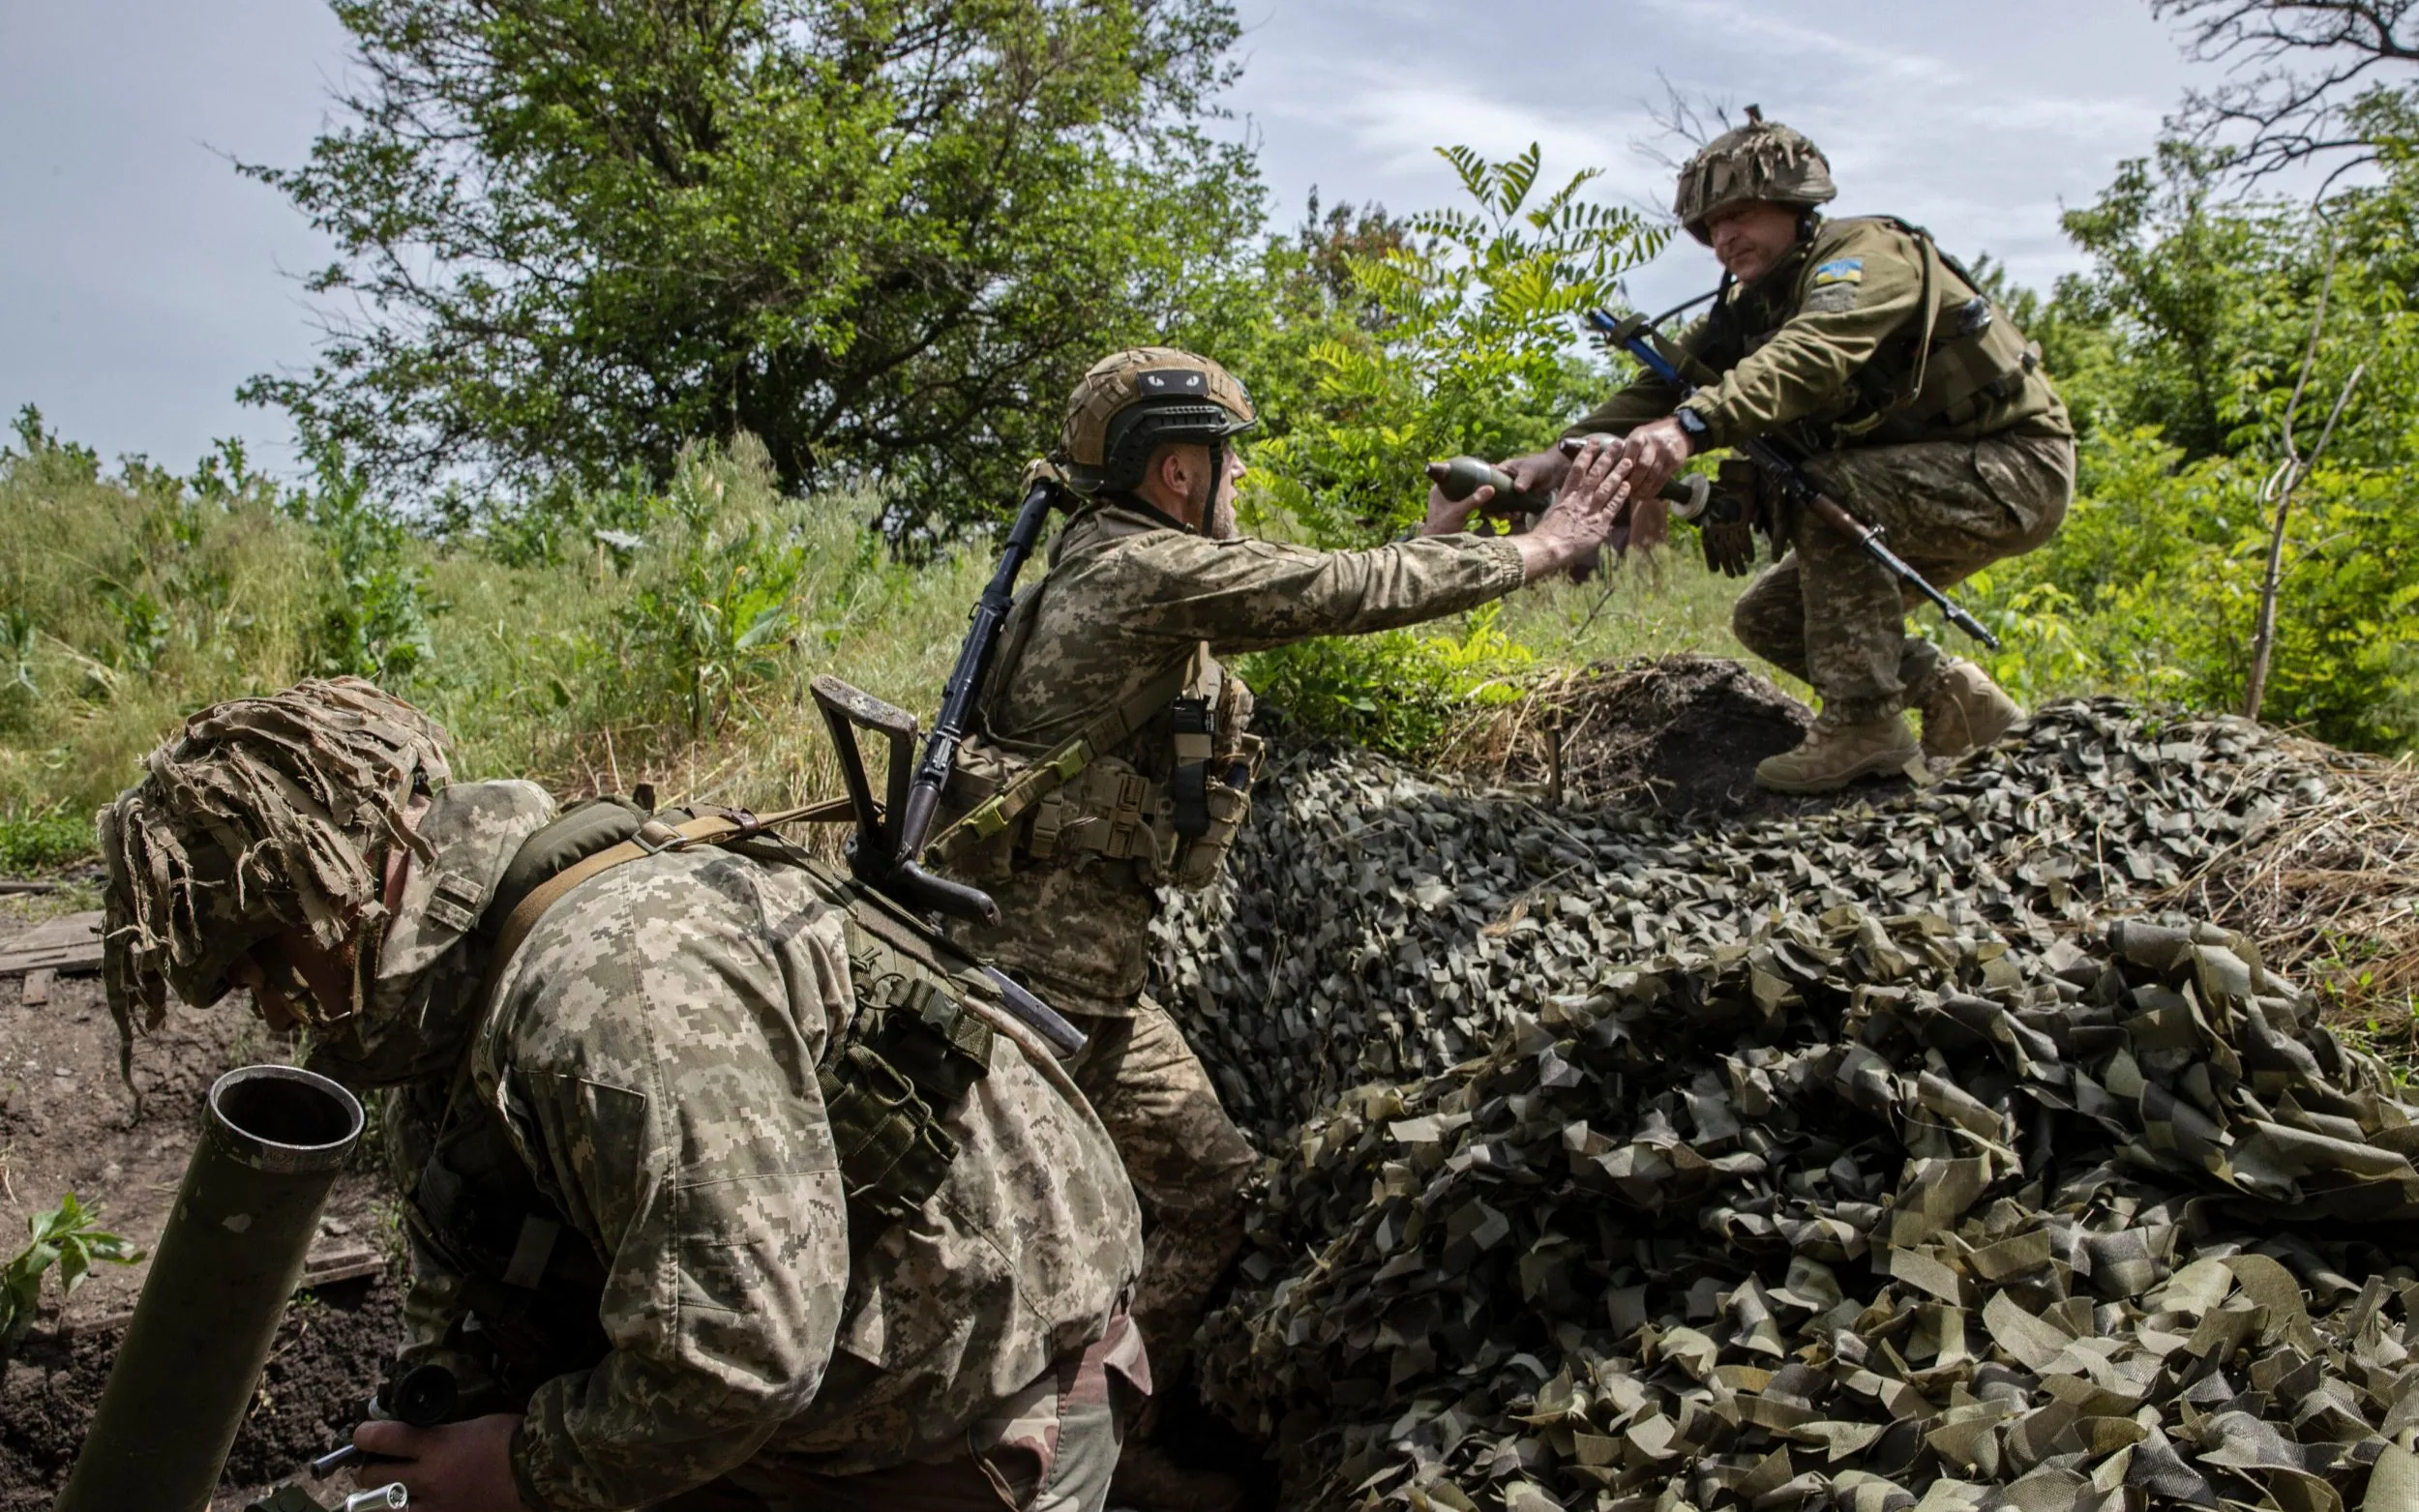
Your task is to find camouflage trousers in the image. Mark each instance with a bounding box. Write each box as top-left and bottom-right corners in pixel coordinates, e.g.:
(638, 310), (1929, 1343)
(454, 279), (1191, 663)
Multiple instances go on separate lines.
(667, 1316), (1145, 1512)
(1731, 430), (2074, 724)
(1060, 996), (1258, 1389)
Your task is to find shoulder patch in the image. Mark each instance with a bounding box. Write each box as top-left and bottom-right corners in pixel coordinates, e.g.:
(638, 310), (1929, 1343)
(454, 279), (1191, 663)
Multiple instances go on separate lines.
(1803, 283), (1860, 314)
(1812, 258), (1865, 286)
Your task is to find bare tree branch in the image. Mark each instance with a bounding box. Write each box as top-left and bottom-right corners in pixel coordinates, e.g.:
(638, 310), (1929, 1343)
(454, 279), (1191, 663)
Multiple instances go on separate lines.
(2244, 225), (2363, 720)
(1630, 74), (1737, 173)
(2155, 0), (2419, 180)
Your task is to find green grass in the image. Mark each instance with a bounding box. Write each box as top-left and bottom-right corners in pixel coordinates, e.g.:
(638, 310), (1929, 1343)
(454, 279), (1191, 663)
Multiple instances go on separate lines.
(0, 810), (95, 872)
(0, 430), (1808, 833)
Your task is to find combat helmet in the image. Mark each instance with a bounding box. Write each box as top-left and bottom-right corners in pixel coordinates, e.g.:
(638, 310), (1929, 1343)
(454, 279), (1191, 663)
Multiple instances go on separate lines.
(1059, 346), (1256, 501)
(98, 677), (448, 1043)
(1672, 105), (1837, 245)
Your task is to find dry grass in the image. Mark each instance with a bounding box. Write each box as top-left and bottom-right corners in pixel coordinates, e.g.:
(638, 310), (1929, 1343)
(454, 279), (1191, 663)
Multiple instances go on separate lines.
(2163, 742), (2419, 1042)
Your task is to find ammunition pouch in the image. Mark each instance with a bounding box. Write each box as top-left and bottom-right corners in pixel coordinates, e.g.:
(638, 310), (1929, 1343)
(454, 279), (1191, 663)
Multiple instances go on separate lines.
(823, 922), (997, 1227)
(927, 646), (1264, 893)
(1752, 218), (2041, 450)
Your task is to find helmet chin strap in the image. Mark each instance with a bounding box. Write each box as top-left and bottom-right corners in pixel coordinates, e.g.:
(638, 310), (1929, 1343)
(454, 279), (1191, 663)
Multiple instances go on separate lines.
(1197, 436), (1225, 534)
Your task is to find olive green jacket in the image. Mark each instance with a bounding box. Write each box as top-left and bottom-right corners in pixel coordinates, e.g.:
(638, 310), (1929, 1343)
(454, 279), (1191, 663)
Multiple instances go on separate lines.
(1569, 217), (2070, 451)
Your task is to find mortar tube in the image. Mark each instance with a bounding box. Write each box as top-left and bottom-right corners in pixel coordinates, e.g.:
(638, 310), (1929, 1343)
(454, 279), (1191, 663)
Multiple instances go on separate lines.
(54, 1063), (366, 1512)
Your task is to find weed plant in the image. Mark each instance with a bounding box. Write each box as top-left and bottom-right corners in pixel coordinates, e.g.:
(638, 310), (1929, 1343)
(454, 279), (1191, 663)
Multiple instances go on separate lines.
(0, 1192), (138, 1353)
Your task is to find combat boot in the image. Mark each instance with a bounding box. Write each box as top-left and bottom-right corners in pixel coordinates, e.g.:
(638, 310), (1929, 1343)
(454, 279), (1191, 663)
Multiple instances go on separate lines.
(1753, 714), (1919, 794)
(1915, 658), (2022, 761)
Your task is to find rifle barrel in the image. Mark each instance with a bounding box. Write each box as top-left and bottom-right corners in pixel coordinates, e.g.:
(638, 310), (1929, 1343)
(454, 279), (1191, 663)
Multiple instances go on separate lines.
(892, 480), (1059, 878)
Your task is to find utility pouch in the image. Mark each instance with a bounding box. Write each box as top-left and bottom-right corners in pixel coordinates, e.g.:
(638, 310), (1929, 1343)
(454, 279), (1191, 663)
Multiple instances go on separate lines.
(824, 915), (997, 1233)
(1169, 696), (1215, 839)
(1172, 740), (1262, 889)
(820, 1046), (961, 1230)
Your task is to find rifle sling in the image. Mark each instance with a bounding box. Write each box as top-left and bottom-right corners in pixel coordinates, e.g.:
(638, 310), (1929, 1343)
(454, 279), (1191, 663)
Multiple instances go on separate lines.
(924, 652), (1200, 867)
(477, 799), (854, 1005)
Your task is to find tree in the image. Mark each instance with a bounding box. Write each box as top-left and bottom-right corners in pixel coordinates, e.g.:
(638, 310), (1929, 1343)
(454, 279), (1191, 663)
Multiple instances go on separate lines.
(2156, 0), (2419, 182)
(2051, 142), (2293, 457)
(241, 0), (1260, 533)
(1240, 145), (1667, 547)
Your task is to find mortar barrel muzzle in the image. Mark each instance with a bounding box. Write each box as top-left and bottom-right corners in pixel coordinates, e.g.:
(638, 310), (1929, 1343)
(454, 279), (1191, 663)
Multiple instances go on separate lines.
(54, 1065), (365, 1512)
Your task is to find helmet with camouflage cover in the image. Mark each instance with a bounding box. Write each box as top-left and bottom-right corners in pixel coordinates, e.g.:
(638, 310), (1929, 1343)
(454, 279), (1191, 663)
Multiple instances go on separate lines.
(98, 677), (448, 1049)
(1059, 346), (1256, 498)
(1672, 106), (1837, 246)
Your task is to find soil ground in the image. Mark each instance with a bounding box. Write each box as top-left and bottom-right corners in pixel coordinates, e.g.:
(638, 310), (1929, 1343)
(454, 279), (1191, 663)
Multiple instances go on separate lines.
(1486, 653), (1914, 817)
(0, 887), (398, 1512)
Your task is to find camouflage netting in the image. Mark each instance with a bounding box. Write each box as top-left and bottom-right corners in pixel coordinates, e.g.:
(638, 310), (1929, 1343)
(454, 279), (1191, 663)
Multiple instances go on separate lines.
(1155, 695), (2419, 1512)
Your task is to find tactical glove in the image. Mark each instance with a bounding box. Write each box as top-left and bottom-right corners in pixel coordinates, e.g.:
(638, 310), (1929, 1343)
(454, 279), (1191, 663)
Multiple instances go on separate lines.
(1701, 514), (1757, 578)
(1700, 460), (1765, 577)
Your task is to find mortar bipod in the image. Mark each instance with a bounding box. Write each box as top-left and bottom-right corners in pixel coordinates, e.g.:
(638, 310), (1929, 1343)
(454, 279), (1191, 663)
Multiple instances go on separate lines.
(809, 674), (999, 925)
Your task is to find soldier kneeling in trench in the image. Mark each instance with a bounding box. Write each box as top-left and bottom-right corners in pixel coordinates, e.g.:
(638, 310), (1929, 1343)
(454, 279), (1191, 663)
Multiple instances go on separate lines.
(928, 347), (1637, 1509)
(98, 676), (1147, 1512)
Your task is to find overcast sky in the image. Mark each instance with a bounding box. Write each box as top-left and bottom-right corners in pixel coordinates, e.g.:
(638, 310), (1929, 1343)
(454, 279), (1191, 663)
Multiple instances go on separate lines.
(0, 0), (2214, 477)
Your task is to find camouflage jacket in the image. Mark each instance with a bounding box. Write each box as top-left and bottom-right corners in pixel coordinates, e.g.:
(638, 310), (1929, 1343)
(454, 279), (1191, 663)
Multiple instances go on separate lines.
(946, 502), (1526, 1015)
(1569, 216), (2070, 452)
(372, 782), (1144, 1512)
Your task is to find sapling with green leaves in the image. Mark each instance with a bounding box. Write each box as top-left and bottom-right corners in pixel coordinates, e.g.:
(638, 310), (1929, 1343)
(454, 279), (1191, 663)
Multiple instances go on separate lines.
(0, 1191), (141, 1352)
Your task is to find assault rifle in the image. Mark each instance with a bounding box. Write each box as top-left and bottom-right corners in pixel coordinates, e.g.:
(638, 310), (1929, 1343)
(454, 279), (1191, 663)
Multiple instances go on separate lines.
(810, 469), (1088, 1056)
(1583, 307), (2001, 650)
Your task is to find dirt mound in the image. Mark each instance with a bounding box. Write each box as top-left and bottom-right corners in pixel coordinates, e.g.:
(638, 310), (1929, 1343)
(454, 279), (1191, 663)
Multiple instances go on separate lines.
(1, 1274), (401, 1509)
(1473, 655), (1821, 815)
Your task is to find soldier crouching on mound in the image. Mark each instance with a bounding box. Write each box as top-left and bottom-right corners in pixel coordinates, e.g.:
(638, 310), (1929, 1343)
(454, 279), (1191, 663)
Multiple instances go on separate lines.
(924, 346), (1635, 1509)
(1484, 110), (2077, 794)
(98, 676), (1146, 1512)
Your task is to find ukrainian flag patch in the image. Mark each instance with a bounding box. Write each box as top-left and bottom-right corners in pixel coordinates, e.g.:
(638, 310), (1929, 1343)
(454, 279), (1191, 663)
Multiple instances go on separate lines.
(1812, 258), (1865, 285)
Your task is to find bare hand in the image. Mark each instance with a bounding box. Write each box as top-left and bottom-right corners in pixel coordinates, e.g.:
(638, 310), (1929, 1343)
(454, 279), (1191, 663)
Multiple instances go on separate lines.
(1611, 418), (1694, 511)
(1515, 440), (1630, 580)
(1420, 479), (1490, 537)
(1502, 447), (1570, 499)
(1614, 490), (1671, 559)
(354, 1414), (530, 1512)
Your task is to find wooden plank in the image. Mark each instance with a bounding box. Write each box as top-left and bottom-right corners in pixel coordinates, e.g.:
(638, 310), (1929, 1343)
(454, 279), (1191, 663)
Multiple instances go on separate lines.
(0, 910), (103, 978)
(65, 1246), (390, 1337)
(19, 967), (54, 1005)
(298, 1244), (387, 1290)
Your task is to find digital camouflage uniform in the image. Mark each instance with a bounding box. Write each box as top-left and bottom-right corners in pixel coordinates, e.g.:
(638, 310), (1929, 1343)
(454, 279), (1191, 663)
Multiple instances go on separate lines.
(98, 680), (1145, 1512)
(945, 500), (1527, 1379)
(1574, 187), (2075, 728)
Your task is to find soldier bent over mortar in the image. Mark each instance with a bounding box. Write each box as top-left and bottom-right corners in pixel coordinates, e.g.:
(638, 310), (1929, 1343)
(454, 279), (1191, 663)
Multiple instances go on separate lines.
(99, 677), (1146, 1512)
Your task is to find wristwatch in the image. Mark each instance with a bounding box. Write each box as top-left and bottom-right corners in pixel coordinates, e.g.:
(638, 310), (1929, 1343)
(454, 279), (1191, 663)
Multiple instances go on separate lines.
(1673, 407), (1710, 452)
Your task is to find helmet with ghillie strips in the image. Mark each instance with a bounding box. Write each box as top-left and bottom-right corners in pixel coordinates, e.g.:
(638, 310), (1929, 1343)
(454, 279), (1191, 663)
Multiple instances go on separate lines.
(1672, 107), (1837, 245)
(98, 677), (448, 1046)
(1058, 346), (1257, 499)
